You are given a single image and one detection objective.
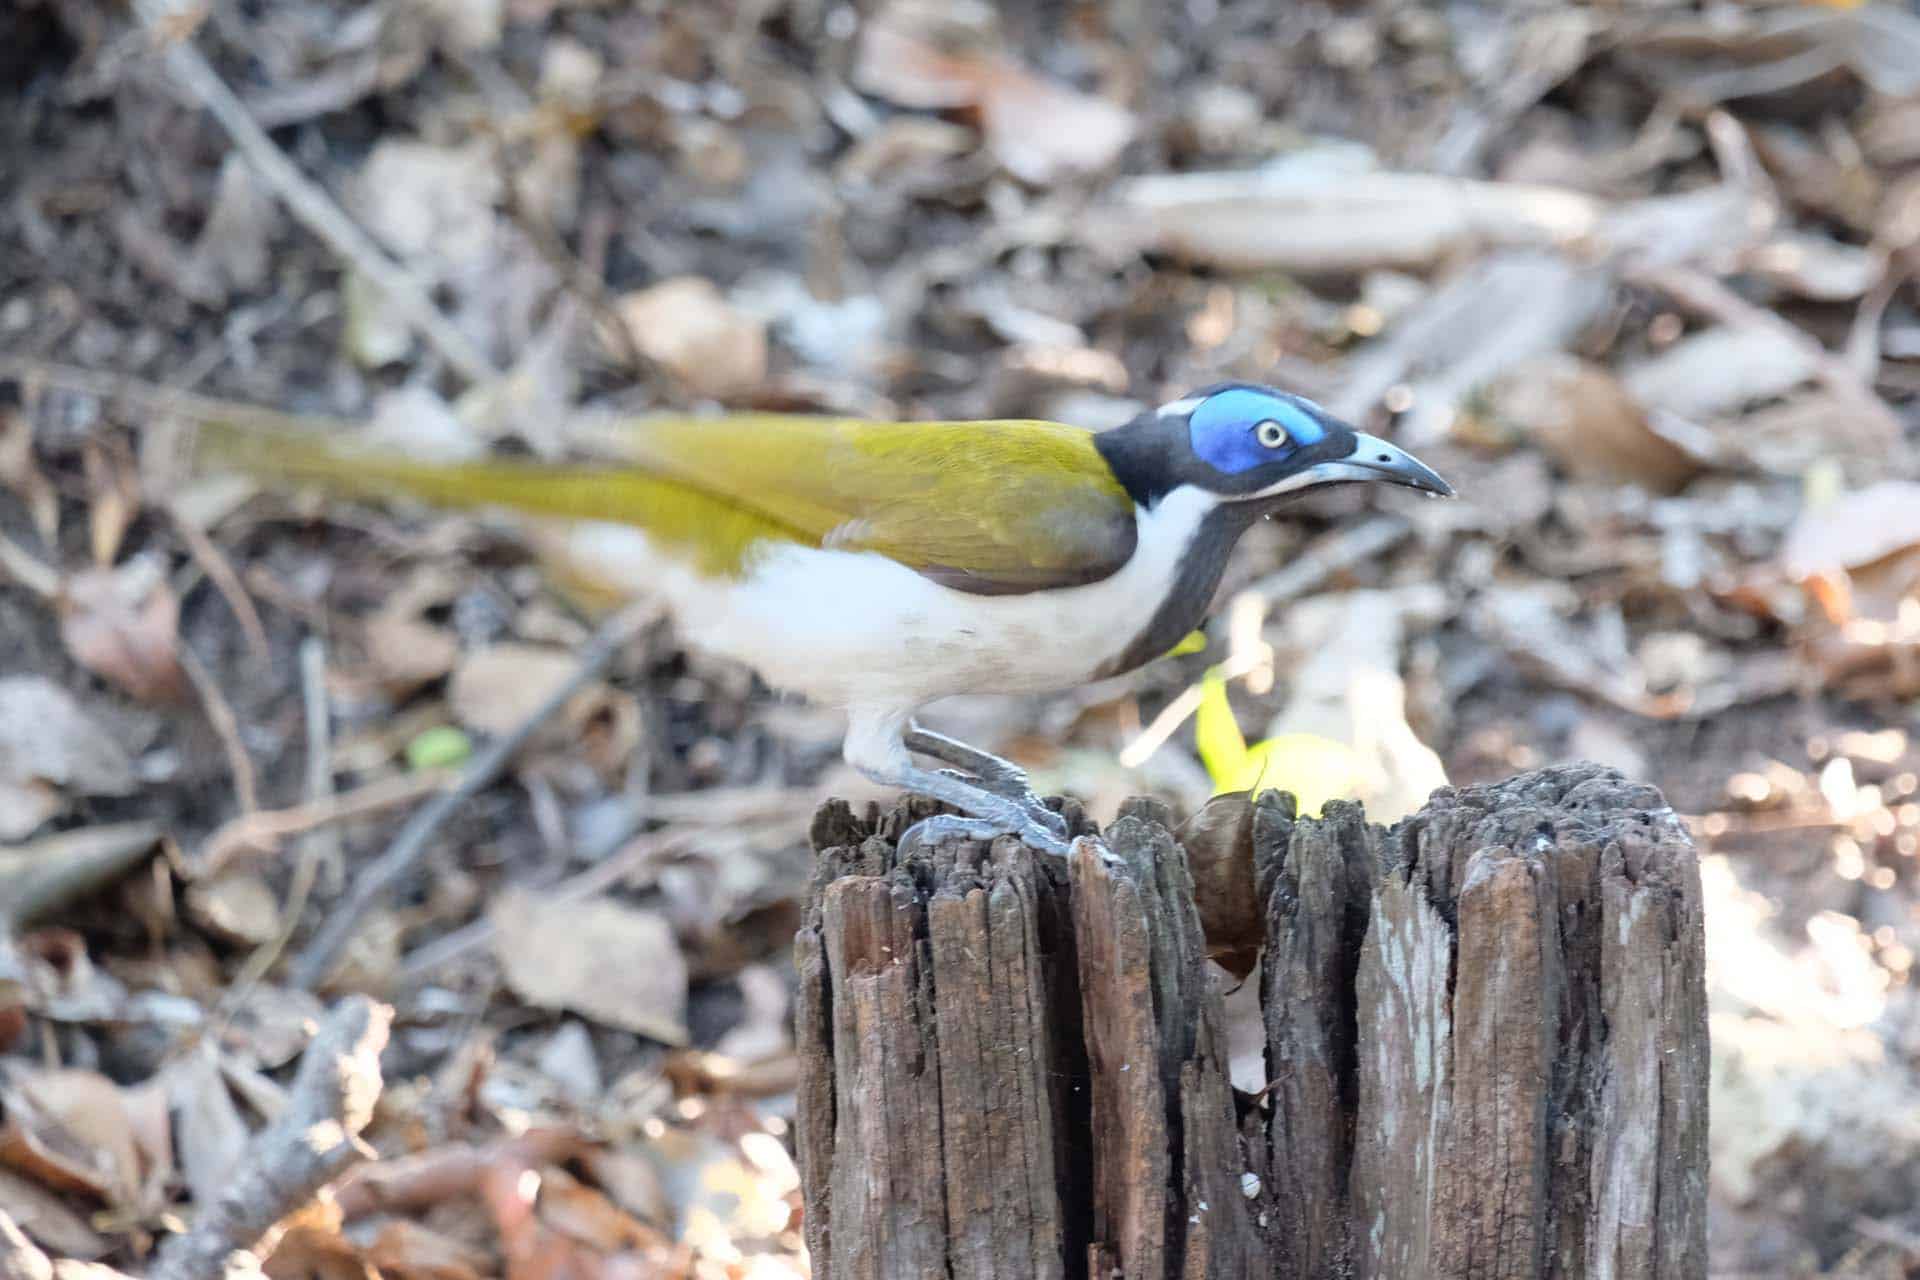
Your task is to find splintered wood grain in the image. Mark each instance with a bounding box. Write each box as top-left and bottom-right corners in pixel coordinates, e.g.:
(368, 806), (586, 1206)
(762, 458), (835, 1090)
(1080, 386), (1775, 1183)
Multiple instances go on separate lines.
(821, 874), (948, 1279)
(1071, 835), (1172, 1280)
(927, 857), (1068, 1279)
(1436, 849), (1554, 1278)
(1075, 806), (1256, 1280)
(1350, 856), (1454, 1279)
(797, 809), (1084, 1280)
(1588, 820), (1710, 1278)
(1346, 764), (1708, 1280)
(1256, 796), (1376, 1276)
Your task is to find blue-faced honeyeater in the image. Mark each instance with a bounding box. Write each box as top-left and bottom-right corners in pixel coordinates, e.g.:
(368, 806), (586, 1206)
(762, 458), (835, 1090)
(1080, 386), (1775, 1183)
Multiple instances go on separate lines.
(196, 383), (1452, 855)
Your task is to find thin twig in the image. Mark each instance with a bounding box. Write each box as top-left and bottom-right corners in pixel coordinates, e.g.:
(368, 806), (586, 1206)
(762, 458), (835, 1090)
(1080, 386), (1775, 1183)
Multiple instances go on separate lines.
(1240, 515), (1410, 609)
(0, 532), (60, 600)
(334, 1127), (587, 1221)
(290, 603), (651, 989)
(149, 996), (391, 1280)
(1117, 647), (1272, 770)
(194, 770), (451, 879)
(168, 504), (270, 665)
(132, 0), (501, 386)
(214, 640), (338, 1022)
(297, 635), (345, 883)
(179, 643), (260, 817)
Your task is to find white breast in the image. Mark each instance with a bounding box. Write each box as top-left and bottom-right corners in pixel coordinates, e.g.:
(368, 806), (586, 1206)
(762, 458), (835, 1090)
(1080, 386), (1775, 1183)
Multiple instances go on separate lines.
(551, 486), (1218, 710)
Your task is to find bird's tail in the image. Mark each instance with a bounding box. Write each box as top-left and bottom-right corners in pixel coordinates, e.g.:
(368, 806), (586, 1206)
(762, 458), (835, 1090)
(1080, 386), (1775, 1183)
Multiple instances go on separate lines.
(187, 414), (798, 590)
(189, 415), (618, 522)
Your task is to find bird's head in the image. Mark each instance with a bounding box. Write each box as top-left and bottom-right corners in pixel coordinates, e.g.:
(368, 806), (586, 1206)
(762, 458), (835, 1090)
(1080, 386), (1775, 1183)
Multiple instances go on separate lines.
(1096, 382), (1453, 509)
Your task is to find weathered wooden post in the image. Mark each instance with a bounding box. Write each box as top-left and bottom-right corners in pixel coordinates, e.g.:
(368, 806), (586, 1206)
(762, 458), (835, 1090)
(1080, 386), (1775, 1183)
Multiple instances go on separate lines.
(795, 765), (1708, 1279)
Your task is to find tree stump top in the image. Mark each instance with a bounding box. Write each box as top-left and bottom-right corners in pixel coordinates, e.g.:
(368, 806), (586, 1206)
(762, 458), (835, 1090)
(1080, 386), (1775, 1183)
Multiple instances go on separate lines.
(796, 764), (1708, 1280)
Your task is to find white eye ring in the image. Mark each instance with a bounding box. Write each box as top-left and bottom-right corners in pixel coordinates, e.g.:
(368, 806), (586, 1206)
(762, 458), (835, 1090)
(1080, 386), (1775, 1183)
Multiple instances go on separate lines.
(1255, 420), (1289, 449)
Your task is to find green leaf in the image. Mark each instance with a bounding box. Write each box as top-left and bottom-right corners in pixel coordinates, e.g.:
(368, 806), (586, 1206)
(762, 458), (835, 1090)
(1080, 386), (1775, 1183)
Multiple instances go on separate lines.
(405, 725), (472, 771)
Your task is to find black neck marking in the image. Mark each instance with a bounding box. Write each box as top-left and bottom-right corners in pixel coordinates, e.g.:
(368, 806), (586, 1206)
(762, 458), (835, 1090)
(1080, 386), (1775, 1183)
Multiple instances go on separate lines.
(1093, 410), (1188, 507)
(1096, 500), (1260, 679)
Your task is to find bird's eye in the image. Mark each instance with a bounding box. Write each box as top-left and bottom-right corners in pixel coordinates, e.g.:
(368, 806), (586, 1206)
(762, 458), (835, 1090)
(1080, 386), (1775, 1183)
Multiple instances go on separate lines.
(1255, 420), (1289, 449)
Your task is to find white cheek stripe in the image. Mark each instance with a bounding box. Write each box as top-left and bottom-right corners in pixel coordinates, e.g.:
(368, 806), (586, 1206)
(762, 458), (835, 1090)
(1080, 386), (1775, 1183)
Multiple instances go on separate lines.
(1239, 460), (1374, 500)
(1156, 396), (1203, 418)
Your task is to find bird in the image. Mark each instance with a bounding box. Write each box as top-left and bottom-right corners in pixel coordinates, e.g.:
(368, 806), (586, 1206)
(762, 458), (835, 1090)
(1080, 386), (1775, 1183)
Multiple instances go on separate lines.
(193, 382), (1452, 856)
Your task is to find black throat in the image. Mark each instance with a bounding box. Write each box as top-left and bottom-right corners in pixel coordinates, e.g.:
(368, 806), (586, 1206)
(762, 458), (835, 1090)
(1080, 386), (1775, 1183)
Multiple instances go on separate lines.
(1096, 499), (1261, 679)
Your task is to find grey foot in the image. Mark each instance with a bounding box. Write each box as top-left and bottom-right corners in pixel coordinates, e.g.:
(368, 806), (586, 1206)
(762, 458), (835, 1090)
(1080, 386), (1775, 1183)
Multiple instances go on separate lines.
(905, 724), (1068, 839)
(899, 813), (1071, 859)
(856, 761), (1071, 857)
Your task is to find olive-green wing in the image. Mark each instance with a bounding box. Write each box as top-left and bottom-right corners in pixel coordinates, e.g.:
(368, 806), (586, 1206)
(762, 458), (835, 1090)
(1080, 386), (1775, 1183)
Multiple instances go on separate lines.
(587, 413), (1139, 594)
(194, 412), (1139, 594)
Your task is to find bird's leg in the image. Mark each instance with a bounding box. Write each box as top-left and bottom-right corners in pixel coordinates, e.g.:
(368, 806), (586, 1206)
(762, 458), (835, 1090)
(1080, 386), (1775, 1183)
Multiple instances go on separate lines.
(845, 709), (1070, 857)
(904, 723), (1069, 839)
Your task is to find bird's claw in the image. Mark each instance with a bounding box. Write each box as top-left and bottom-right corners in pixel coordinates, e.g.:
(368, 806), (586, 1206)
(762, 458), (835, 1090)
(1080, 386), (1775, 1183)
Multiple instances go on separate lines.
(1019, 796), (1070, 839)
(929, 770), (1068, 839)
(899, 813), (1071, 859)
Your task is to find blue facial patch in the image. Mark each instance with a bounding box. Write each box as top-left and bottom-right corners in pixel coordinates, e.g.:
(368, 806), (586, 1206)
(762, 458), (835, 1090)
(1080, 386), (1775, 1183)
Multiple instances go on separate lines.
(1187, 388), (1328, 475)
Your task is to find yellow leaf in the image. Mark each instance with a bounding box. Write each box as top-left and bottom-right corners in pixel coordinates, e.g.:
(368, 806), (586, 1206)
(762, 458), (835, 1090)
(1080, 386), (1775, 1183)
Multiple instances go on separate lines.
(1237, 733), (1364, 818)
(1193, 668), (1248, 786)
(1192, 672), (1363, 816)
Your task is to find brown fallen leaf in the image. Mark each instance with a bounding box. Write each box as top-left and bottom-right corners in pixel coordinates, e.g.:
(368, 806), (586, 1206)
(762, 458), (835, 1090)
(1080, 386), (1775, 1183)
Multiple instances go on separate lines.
(80, 440), (142, 571)
(365, 1218), (491, 1280)
(362, 612), (461, 700)
(184, 869), (283, 947)
(613, 277), (767, 401)
(1484, 354), (1703, 493)
(1178, 791), (1264, 981)
(335, 1128), (587, 1220)
(1713, 391), (1894, 478)
(534, 1164), (663, 1254)
(0, 678), (137, 842)
(221, 985), (329, 1069)
(490, 889), (688, 1044)
(576, 1148), (670, 1228)
(166, 1043), (252, 1216)
(260, 1197), (375, 1280)
(1622, 325), (1819, 424)
(0, 1168), (107, 1260)
(445, 642), (641, 784)
(481, 1164), (599, 1280)
(852, 9), (1134, 185)
(57, 557), (187, 705)
(448, 643), (591, 737)
(0, 1070), (148, 1210)
(118, 1079), (173, 1214)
